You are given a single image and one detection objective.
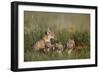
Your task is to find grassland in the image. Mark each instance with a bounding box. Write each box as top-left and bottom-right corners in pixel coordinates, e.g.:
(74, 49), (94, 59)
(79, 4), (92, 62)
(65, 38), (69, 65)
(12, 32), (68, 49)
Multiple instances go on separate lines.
(24, 11), (90, 62)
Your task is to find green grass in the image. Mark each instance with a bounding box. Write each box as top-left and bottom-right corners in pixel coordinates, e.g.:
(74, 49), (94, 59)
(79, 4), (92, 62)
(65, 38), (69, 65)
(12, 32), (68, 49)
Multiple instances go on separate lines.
(24, 46), (90, 62)
(24, 11), (90, 62)
(24, 30), (90, 62)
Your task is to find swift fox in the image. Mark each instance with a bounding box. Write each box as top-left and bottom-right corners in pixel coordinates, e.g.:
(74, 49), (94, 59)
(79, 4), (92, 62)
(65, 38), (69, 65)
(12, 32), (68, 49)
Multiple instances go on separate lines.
(55, 42), (64, 55)
(33, 29), (55, 53)
(66, 39), (75, 55)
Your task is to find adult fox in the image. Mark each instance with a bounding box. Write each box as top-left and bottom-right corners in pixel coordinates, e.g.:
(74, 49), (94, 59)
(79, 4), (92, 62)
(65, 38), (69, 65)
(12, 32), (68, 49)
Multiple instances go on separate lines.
(33, 29), (55, 53)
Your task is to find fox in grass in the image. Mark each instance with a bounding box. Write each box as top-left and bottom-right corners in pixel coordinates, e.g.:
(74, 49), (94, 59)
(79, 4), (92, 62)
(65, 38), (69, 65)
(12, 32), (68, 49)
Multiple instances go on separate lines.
(33, 29), (55, 53)
(66, 39), (75, 55)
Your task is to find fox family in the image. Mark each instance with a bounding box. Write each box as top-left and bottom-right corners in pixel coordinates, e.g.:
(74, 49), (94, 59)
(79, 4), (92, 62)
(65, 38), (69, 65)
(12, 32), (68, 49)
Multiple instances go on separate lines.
(33, 29), (78, 55)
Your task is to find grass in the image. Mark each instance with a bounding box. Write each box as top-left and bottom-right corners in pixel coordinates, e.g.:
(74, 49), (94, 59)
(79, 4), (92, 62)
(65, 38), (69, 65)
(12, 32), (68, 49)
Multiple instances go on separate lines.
(24, 47), (90, 62)
(24, 11), (90, 62)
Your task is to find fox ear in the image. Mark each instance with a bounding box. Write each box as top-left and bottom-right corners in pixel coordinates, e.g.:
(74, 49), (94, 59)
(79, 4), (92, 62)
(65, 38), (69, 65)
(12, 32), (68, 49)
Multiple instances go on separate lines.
(45, 31), (50, 35)
(47, 31), (50, 35)
(46, 28), (51, 35)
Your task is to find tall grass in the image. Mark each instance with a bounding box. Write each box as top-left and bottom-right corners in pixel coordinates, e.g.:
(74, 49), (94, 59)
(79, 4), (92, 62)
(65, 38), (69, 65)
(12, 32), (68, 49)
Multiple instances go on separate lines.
(24, 11), (90, 62)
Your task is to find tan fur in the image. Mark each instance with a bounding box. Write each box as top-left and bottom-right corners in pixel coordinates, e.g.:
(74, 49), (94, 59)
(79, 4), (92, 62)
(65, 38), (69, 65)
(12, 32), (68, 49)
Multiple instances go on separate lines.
(34, 39), (45, 51)
(55, 43), (64, 51)
(33, 30), (55, 52)
(67, 39), (75, 49)
(66, 39), (75, 55)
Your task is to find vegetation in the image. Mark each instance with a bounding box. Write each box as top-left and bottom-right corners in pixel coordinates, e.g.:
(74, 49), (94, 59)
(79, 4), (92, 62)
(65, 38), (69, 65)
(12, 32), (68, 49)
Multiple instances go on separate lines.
(24, 11), (90, 62)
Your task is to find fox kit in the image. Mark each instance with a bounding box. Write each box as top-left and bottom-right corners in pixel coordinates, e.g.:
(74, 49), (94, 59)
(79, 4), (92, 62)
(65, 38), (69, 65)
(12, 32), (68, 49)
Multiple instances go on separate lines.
(55, 42), (64, 55)
(33, 30), (55, 53)
(66, 39), (75, 55)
